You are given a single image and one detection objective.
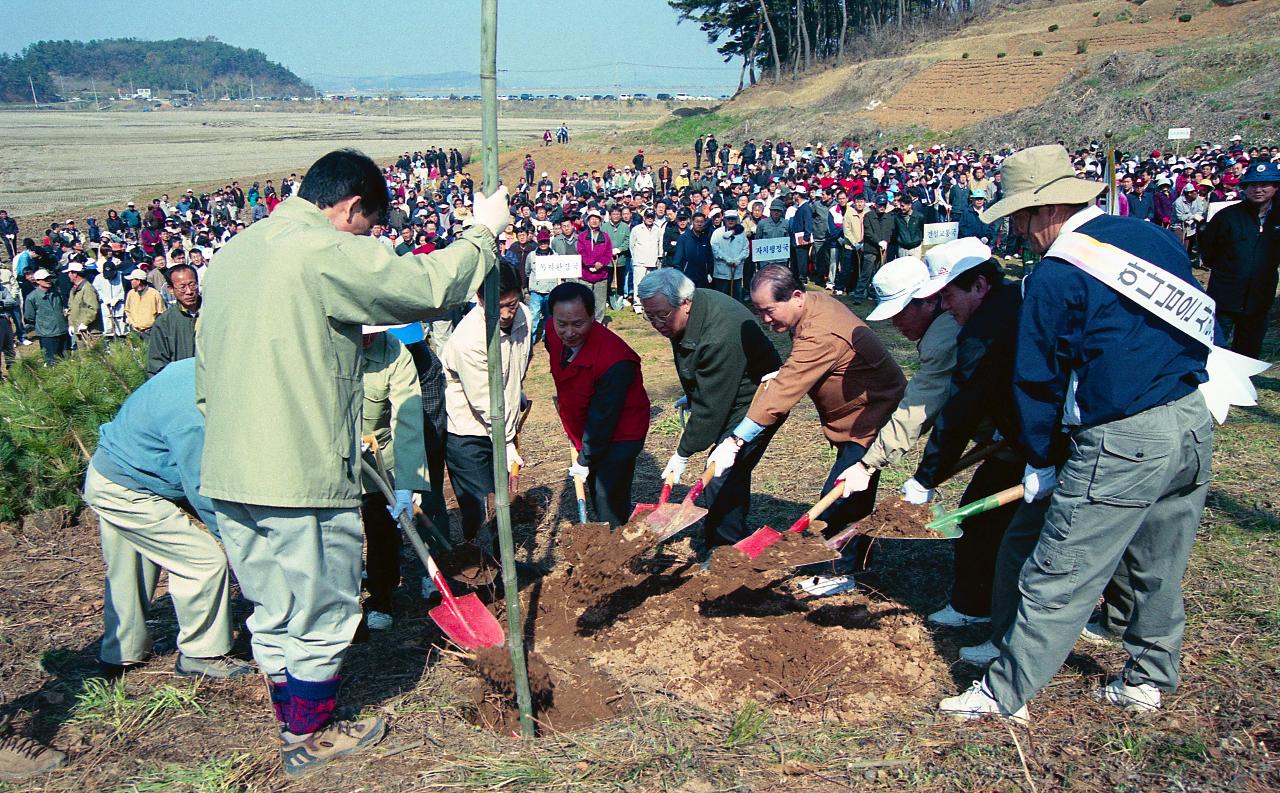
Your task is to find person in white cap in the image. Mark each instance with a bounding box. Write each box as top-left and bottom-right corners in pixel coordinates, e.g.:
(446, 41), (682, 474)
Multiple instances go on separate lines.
(122, 267), (165, 340)
(65, 259), (103, 346)
(22, 268), (69, 365)
(710, 209), (749, 299)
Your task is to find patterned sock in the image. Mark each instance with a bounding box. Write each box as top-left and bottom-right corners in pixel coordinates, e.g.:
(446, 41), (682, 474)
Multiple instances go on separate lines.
(266, 674), (290, 725)
(285, 673), (340, 735)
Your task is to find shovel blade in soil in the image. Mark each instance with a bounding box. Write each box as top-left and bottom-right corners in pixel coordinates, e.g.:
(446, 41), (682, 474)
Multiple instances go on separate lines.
(643, 500), (709, 543)
(429, 593), (505, 649)
(734, 525), (782, 559)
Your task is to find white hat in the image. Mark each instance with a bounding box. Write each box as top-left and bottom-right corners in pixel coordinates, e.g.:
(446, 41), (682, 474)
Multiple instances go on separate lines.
(125, 268), (148, 281)
(915, 238), (993, 298)
(65, 261), (85, 274)
(361, 323), (408, 334)
(30, 268), (52, 281)
(1231, 134), (1242, 142)
(867, 257), (929, 321)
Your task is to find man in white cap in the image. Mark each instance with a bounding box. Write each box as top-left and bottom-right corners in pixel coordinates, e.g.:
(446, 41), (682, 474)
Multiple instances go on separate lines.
(65, 260), (103, 346)
(123, 267), (165, 340)
(939, 144), (1220, 724)
(710, 209), (749, 299)
(846, 239), (1026, 631)
(23, 268), (69, 365)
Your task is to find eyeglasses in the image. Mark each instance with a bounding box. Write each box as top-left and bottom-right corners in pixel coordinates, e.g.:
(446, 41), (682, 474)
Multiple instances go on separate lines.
(643, 307), (676, 325)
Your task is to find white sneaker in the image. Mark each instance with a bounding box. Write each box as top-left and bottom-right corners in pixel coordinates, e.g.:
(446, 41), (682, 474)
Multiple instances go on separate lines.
(1080, 621), (1120, 646)
(939, 679), (1029, 724)
(927, 604), (992, 627)
(421, 575), (438, 600)
(959, 640), (1000, 666)
(366, 610), (393, 631)
(633, 305), (644, 315)
(1096, 678), (1161, 712)
(20, 339), (31, 346)
(796, 574), (858, 597)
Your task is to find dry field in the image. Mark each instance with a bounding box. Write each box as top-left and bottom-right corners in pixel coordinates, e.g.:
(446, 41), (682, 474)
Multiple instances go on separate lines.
(0, 109), (638, 217)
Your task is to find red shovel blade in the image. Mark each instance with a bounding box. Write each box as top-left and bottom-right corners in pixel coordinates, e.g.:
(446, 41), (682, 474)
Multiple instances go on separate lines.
(429, 592), (505, 649)
(630, 482), (673, 521)
(734, 524), (782, 559)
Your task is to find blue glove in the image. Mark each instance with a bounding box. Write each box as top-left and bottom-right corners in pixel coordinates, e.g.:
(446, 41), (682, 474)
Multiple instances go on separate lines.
(387, 489), (413, 521)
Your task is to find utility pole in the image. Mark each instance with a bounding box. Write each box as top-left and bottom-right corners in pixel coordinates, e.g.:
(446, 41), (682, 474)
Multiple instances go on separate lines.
(480, 0), (535, 740)
(29, 75), (39, 108)
(250, 77), (255, 100)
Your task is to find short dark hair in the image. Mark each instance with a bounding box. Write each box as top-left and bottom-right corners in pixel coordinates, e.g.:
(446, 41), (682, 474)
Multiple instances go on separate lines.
(950, 259), (1003, 292)
(497, 262), (520, 297)
(750, 264), (802, 302)
(547, 281), (594, 316)
(298, 149), (388, 220)
(166, 263), (198, 285)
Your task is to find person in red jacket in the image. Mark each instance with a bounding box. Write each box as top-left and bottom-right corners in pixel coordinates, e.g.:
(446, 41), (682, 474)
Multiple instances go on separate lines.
(576, 209), (612, 320)
(545, 282), (650, 526)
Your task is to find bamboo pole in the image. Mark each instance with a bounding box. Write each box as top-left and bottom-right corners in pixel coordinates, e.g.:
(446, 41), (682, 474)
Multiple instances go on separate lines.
(1105, 130), (1118, 215)
(479, 0), (535, 739)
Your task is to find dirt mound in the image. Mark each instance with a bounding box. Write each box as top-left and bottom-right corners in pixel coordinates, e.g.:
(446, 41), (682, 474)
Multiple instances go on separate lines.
(860, 501), (944, 539)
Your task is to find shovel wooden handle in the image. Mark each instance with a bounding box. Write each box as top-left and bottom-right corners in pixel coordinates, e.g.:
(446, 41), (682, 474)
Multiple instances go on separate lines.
(788, 478), (846, 533)
(686, 464), (717, 503)
(927, 484), (1025, 529)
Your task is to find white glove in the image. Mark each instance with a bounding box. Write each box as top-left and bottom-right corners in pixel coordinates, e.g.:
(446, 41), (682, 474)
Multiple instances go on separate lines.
(901, 477), (935, 505)
(568, 461), (590, 481)
(76, 323), (87, 332)
(879, 240), (888, 250)
(472, 186), (512, 236)
(1022, 464), (1058, 503)
(707, 437), (741, 476)
(839, 462), (874, 497)
(760, 370), (779, 383)
(387, 489), (413, 521)
(662, 453), (688, 483)
(505, 442), (524, 469)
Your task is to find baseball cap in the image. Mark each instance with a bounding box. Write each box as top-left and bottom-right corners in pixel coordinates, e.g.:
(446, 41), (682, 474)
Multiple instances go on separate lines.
(65, 261), (86, 274)
(874, 194), (888, 206)
(30, 268), (52, 281)
(124, 268), (148, 281)
(915, 238), (993, 298)
(676, 208), (691, 220)
(867, 256), (929, 321)
(769, 199), (785, 212)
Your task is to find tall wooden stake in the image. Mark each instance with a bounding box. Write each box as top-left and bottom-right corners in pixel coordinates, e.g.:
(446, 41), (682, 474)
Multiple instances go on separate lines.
(480, 0), (535, 739)
(1105, 129), (1118, 215)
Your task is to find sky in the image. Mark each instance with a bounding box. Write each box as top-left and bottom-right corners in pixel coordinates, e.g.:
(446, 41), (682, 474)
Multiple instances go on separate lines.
(1, 0), (740, 91)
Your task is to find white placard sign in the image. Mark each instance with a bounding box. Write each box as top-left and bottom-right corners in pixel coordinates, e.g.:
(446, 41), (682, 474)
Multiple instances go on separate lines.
(751, 236), (791, 262)
(532, 254), (581, 280)
(1167, 127), (1191, 141)
(923, 222), (959, 247)
(1206, 201), (1238, 222)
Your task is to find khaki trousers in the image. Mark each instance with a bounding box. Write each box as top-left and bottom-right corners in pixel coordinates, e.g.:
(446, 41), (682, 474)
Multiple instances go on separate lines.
(84, 463), (233, 665)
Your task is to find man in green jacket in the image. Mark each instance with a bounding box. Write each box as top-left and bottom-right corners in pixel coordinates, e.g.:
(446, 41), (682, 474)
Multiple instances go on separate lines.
(146, 264), (199, 377)
(195, 149), (508, 778)
(637, 268), (782, 553)
(24, 268), (68, 366)
(66, 260), (103, 345)
(602, 205), (631, 310)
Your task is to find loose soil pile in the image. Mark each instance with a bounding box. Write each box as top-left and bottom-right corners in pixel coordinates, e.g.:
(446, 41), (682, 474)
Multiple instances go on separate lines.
(469, 519), (946, 734)
(859, 501), (948, 539)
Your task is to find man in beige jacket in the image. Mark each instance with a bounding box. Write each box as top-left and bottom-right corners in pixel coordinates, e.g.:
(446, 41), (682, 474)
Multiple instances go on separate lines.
(196, 149), (508, 777)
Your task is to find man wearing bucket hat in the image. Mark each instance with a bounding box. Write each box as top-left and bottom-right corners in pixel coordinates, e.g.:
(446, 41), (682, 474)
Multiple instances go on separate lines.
(861, 238), (1025, 630)
(939, 144), (1217, 724)
(1200, 160), (1279, 359)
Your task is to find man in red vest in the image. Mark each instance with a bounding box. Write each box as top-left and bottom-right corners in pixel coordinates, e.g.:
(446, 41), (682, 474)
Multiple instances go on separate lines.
(545, 282), (651, 526)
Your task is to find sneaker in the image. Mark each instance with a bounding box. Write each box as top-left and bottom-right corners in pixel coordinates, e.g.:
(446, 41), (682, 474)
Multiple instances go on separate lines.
(796, 574), (858, 597)
(20, 340), (31, 347)
(0, 732), (66, 781)
(175, 654), (255, 679)
(958, 640), (1000, 666)
(939, 679), (1029, 725)
(280, 716), (387, 778)
(1096, 678), (1161, 713)
(1079, 621), (1121, 646)
(421, 576), (439, 600)
(633, 305), (644, 315)
(365, 611), (393, 631)
(927, 604), (991, 627)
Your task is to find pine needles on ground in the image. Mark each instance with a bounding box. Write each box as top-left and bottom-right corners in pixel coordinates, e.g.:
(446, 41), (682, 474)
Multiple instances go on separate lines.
(0, 341), (147, 520)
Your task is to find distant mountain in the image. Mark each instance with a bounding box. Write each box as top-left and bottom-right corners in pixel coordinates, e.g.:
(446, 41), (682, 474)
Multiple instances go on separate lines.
(0, 37), (312, 102)
(307, 71), (479, 93)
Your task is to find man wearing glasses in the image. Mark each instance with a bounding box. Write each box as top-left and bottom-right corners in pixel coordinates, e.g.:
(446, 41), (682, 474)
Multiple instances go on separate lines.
(636, 268), (781, 557)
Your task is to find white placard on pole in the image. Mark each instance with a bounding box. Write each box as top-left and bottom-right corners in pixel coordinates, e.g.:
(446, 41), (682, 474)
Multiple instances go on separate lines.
(1167, 128), (1191, 141)
(531, 254), (581, 280)
(751, 236), (791, 262)
(923, 222), (959, 247)
(1206, 200), (1238, 222)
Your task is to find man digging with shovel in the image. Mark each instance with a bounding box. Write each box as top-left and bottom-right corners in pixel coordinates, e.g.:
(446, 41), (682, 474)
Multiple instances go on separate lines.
(196, 149), (508, 777)
(710, 265), (906, 595)
(637, 268), (781, 558)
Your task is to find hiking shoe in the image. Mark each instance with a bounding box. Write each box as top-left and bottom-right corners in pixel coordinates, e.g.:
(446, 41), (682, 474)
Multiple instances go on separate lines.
(927, 604), (991, 627)
(1096, 679), (1161, 713)
(958, 640), (1000, 667)
(175, 654), (255, 679)
(1080, 621), (1121, 646)
(280, 715), (387, 777)
(0, 732), (66, 781)
(366, 611), (393, 631)
(796, 574), (858, 597)
(939, 679), (1029, 725)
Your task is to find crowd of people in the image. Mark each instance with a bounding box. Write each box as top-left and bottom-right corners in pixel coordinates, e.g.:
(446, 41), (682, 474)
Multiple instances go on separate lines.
(0, 129), (1274, 781)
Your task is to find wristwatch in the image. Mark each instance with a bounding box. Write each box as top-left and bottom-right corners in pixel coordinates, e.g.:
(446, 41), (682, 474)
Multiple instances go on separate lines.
(730, 435), (746, 448)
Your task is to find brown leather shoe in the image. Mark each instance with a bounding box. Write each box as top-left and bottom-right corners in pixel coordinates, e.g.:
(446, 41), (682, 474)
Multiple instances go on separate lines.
(280, 716), (386, 777)
(0, 732), (67, 781)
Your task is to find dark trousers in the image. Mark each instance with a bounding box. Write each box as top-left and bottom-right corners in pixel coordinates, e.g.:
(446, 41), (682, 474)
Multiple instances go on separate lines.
(586, 441), (642, 528)
(791, 245), (810, 285)
(7, 306), (25, 342)
(1216, 309), (1270, 359)
(853, 247), (879, 299)
(38, 334), (69, 366)
(361, 491), (401, 613)
(811, 441), (879, 572)
(710, 277), (742, 302)
(445, 433), (494, 541)
(701, 425), (778, 549)
(0, 315), (14, 372)
(809, 241), (828, 279)
(949, 455), (1024, 618)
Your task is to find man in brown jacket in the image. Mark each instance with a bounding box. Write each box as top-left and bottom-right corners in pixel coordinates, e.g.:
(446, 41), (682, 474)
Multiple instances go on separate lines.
(709, 264), (906, 590)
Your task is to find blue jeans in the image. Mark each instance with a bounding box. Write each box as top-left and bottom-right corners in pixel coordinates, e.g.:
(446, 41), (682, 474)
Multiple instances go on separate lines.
(528, 291), (550, 342)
